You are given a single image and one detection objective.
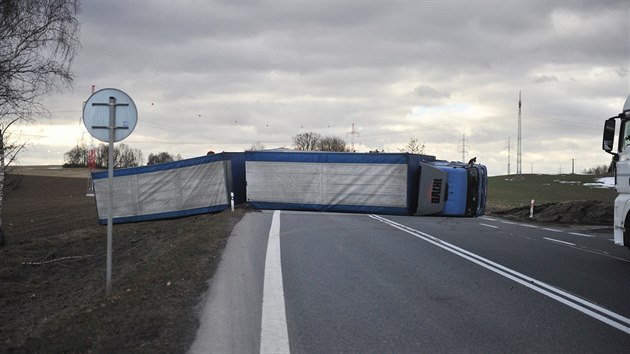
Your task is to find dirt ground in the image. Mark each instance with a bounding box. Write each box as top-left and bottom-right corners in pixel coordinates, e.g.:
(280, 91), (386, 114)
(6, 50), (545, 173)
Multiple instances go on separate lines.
(0, 173), (247, 353)
(489, 200), (614, 226)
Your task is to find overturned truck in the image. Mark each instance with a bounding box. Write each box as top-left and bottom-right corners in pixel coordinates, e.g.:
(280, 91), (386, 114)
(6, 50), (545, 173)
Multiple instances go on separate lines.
(92, 151), (487, 224)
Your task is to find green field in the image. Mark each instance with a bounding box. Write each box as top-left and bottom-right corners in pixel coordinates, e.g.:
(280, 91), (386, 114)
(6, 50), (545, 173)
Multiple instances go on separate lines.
(488, 174), (617, 210)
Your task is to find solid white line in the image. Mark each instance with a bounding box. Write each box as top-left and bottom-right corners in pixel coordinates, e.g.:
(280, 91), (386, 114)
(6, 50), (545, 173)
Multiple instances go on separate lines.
(543, 237), (576, 246)
(368, 214), (630, 335)
(480, 223), (499, 229)
(569, 232), (595, 238)
(260, 210), (290, 353)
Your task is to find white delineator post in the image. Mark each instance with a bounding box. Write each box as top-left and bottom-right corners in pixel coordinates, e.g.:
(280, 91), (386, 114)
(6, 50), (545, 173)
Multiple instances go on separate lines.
(230, 192), (235, 212)
(529, 199), (535, 218)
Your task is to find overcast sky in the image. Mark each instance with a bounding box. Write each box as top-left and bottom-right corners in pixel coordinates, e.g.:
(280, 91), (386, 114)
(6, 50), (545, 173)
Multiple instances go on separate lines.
(17, 0), (630, 176)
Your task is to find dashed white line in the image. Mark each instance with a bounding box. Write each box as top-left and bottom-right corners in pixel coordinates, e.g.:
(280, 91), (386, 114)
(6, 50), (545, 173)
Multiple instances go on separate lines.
(543, 237), (576, 246)
(480, 223), (499, 229)
(480, 217), (497, 221)
(569, 232), (595, 238)
(542, 227), (562, 233)
(520, 223), (540, 229)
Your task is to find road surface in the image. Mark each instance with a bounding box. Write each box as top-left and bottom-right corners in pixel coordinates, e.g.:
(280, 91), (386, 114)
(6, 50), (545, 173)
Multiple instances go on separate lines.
(190, 210), (630, 353)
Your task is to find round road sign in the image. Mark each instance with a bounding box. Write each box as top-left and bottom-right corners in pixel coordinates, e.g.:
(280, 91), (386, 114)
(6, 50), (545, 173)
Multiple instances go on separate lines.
(83, 88), (138, 142)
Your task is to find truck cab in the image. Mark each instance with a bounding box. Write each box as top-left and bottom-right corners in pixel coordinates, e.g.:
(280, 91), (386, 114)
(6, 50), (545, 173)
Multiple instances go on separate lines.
(415, 160), (488, 217)
(602, 94), (630, 249)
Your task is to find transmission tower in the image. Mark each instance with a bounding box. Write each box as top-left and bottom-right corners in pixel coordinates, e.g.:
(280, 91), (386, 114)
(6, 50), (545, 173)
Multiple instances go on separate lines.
(346, 123), (360, 152)
(459, 134), (469, 162)
(517, 91), (522, 175)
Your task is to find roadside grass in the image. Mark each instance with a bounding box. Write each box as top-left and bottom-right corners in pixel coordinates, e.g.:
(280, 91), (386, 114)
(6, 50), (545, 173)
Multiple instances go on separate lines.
(488, 174), (617, 211)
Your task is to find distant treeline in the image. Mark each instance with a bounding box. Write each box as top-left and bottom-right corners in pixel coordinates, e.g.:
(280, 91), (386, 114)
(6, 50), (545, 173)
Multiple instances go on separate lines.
(582, 162), (614, 175)
(63, 144), (181, 169)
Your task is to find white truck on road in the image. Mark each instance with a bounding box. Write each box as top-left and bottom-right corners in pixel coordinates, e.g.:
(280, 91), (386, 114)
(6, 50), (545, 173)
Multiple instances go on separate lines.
(602, 94), (630, 250)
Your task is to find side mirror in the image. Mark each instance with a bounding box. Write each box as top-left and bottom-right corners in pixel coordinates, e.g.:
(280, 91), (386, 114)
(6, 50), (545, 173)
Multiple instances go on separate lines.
(603, 118), (616, 153)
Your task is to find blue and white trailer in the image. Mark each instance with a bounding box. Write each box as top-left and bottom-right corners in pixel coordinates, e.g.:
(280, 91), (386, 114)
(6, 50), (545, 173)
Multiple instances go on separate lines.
(92, 151), (488, 224)
(245, 151), (487, 217)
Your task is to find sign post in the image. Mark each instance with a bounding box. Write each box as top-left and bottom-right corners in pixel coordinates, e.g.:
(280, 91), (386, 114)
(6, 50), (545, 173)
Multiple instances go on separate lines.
(83, 88), (137, 297)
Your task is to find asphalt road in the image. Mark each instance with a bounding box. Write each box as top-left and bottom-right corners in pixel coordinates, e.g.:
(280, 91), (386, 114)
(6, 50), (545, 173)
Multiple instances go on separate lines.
(190, 210), (630, 353)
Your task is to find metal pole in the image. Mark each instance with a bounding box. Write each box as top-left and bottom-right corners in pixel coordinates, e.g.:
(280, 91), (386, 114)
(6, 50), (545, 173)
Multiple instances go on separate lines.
(106, 96), (115, 297)
(517, 91), (522, 175)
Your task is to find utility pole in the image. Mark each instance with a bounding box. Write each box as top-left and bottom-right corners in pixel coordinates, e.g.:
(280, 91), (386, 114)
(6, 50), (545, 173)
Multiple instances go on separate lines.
(571, 158), (575, 174)
(517, 91), (522, 175)
(346, 123), (359, 152)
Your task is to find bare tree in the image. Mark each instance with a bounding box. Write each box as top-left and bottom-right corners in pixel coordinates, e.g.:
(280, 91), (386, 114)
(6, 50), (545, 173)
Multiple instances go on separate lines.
(318, 136), (349, 152)
(63, 144), (88, 167)
(147, 151), (177, 165)
(0, 0), (81, 246)
(95, 144), (109, 169)
(582, 164), (612, 175)
(293, 132), (321, 151)
(246, 142), (266, 151)
(117, 143), (143, 168)
(398, 138), (425, 154)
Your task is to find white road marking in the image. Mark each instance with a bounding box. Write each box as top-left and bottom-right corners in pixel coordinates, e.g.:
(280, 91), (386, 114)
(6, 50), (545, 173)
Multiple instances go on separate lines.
(260, 210), (290, 353)
(569, 232), (595, 238)
(542, 227), (562, 233)
(480, 223), (499, 229)
(369, 214), (630, 335)
(500, 220), (517, 225)
(520, 223), (540, 228)
(543, 237), (576, 246)
(480, 217), (497, 221)
(569, 247), (630, 263)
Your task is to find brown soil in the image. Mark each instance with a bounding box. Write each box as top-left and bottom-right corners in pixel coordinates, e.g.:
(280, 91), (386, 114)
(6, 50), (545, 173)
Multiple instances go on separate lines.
(0, 174), (246, 353)
(489, 200), (614, 226)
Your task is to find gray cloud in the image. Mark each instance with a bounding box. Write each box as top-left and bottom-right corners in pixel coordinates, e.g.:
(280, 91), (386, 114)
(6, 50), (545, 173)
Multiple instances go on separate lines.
(21, 0), (630, 176)
(533, 75), (559, 83)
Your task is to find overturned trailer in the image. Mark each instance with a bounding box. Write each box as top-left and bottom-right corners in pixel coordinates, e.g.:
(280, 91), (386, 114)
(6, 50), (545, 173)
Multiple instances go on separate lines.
(245, 151), (429, 215)
(245, 151), (487, 217)
(92, 151), (487, 224)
